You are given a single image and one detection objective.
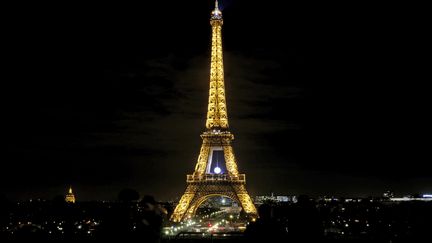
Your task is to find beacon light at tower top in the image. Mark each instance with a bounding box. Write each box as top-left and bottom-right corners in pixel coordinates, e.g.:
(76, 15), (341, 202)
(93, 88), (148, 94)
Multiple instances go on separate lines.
(211, 0), (222, 19)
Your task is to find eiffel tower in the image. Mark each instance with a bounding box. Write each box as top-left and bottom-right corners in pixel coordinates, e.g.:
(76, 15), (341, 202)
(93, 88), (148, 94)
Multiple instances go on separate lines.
(170, 1), (258, 222)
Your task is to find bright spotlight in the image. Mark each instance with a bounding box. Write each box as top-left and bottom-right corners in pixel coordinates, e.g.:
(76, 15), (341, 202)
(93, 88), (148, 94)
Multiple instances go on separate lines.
(214, 167), (221, 174)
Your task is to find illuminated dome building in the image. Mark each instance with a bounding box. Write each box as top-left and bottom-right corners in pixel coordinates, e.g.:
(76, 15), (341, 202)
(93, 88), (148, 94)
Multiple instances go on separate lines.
(65, 186), (76, 203)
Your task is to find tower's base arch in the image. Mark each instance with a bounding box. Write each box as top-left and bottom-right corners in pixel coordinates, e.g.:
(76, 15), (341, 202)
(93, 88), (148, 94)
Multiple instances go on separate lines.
(171, 178), (257, 222)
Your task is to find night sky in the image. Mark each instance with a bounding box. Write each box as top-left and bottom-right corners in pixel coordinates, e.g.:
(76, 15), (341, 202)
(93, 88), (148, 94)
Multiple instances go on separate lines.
(3, 1), (430, 201)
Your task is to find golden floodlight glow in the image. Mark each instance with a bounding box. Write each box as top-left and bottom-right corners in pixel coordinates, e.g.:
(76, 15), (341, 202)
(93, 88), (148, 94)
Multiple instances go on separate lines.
(65, 186), (76, 203)
(170, 0), (258, 222)
(207, 0), (227, 129)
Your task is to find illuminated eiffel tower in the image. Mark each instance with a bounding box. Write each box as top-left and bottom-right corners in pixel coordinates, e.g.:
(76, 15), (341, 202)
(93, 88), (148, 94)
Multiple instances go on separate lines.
(170, 1), (258, 222)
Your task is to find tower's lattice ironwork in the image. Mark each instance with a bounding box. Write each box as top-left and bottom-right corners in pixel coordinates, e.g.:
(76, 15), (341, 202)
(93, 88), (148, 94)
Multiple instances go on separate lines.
(170, 1), (258, 222)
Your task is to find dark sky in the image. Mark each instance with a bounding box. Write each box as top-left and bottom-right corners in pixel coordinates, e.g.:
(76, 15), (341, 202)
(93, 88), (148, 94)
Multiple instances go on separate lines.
(2, 1), (431, 201)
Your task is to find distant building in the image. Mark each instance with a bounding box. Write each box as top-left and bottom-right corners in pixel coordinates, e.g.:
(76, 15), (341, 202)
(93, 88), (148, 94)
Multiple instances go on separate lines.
(65, 186), (76, 203)
(389, 194), (432, 202)
(255, 194), (297, 204)
(276, 196), (289, 202)
(383, 190), (394, 198)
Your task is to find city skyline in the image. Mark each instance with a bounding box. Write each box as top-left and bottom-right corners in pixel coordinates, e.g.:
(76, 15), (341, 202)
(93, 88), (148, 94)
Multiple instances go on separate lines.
(2, 1), (430, 201)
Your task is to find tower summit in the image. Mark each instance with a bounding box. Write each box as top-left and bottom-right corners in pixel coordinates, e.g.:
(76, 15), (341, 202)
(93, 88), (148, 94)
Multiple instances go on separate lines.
(207, 0), (228, 129)
(211, 0), (222, 20)
(170, 1), (258, 222)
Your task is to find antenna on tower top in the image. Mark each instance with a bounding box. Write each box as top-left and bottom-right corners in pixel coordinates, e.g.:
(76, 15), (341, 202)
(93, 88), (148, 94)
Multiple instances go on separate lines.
(211, 0), (222, 19)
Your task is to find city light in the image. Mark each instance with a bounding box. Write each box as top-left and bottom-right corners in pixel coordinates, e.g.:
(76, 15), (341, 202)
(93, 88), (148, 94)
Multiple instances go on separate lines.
(2, 1), (429, 243)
